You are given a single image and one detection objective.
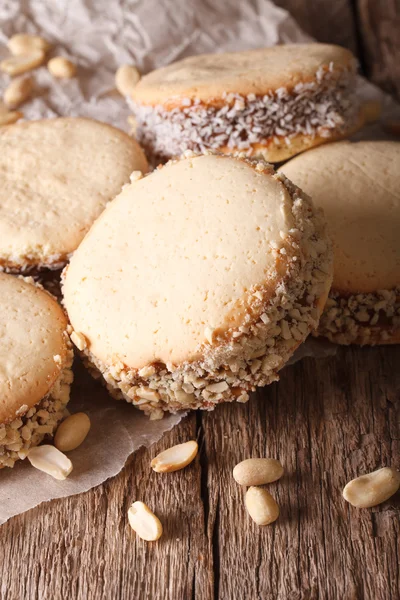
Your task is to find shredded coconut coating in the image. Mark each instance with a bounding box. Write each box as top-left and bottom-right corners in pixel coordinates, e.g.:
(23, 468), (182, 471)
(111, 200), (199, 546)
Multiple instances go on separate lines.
(316, 288), (400, 345)
(0, 332), (74, 468)
(131, 64), (359, 164)
(70, 160), (333, 419)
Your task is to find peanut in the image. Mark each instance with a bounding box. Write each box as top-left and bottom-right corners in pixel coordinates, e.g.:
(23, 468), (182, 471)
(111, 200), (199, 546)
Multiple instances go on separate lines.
(151, 440), (198, 473)
(0, 111), (23, 126)
(0, 50), (45, 76)
(115, 65), (141, 97)
(27, 445), (73, 480)
(233, 458), (284, 486)
(48, 57), (76, 79)
(245, 486), (279, 526)
(343, 467), (400, 508)
(128, 501), (163, 541)
(4, 76), (34, 108)
(8, 33), (51, 56)
(54, 413), (91, 452)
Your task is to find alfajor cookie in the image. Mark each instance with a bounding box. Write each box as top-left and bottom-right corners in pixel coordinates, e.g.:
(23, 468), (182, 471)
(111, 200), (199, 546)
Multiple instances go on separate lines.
(0, 273), (73, 468)
(130, 44), (363, 164)
(63, 153), (332, 418)
(0, 117), (148, 273)
(280, 140), (400, 345)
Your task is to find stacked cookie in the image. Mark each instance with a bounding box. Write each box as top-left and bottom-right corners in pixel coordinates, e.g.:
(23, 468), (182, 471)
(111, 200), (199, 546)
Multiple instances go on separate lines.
(63, 153), (333, 417)
(0, 117), (148, 272)
(281, 140), (400, 345)
(0, 117), (148, 465)
(1, 42), (398, 465)
(130, 44), (364, 164)
(0, 274), (73, 468)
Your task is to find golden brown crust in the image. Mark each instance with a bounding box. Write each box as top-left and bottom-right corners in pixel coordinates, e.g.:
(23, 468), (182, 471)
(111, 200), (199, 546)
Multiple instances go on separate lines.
(132, 45), (356, 105)
(64, 158), (333, 417)
(131, 62), (361, 165)
(0, 274), (72, 423)
(0, 117), (148, 272)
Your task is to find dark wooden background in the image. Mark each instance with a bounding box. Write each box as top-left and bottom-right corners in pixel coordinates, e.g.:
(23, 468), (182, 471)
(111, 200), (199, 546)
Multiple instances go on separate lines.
(1, 2), (400, 599)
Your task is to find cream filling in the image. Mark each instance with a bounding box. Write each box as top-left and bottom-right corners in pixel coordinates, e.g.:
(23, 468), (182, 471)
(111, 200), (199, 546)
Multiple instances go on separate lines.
(0, 333), (74, 468)
(73, 173), (333, 418)
(131, 66), (358, 162)
(316, 288), (400, 344)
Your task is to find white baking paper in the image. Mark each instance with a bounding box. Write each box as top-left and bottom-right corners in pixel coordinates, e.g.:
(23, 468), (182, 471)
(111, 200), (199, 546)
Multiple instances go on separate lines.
(0, 0), (399, 524)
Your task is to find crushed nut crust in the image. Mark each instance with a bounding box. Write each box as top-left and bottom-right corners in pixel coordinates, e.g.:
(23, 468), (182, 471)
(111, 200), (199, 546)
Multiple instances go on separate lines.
(65, 156), (333, 418)
(131, 63), (359, 163)
(0, 332), (74, 468)
(316, 288), (400, 345)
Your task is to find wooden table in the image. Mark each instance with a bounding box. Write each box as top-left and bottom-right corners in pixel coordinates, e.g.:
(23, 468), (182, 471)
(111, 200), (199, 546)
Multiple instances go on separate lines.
(1, 2), (399, 599)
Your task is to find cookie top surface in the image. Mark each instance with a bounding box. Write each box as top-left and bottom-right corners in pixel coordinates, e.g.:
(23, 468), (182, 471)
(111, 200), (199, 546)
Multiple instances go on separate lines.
(132, 44), (355, 105)
(0, 274), (69, 423)
(0, 117), (148, 270)
(280, 141), (400, 294)
(63, 154), (299, 368)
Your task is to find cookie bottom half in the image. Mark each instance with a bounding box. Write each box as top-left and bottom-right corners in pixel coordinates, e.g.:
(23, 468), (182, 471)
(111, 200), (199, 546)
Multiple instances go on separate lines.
(0, 351), (73, 468)
(316, 288), (400, 345)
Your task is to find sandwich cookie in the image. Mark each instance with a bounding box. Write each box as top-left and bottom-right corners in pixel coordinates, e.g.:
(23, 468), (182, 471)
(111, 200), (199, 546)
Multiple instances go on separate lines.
(0, 117), (148, 273)
(0, 274), (73, 468)
(63, 153), (333, 418)
(130, 44), (362, 164)
(280, 140), (400, 345)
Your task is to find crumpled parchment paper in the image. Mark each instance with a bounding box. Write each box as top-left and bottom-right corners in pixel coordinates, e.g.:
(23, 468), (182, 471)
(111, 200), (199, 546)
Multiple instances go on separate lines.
(0, 0), (399, 525)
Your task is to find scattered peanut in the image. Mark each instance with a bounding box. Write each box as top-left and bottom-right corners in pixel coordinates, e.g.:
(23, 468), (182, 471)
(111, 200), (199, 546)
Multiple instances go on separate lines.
(27, 445), (73, 480)
(4, 76), (34, 108)
(48, 56), (77, 79)
(0, 50), (46, 76)
(0, 111), (23, 126)
(343, 467), (400, 508)
(7, 33), (51, 56)
(128, 501), (163, 541)
(362, 101), (381, 124)
(151, 440), (198, 473)
(245, 486), (279, 526)
(54, 413), (91, 452)
(115, 65), (141, 97)
(8, 33), (51, 56)
(233, 458), (284, 486)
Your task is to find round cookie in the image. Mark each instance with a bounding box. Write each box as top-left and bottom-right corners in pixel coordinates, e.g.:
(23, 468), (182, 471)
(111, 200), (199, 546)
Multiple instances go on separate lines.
(63, 153), (333, 418)
(280, 140), (400, 345)
(130, 44), (363, 164)
(0, 273), (73, 468)
(0, 117), (148, 273)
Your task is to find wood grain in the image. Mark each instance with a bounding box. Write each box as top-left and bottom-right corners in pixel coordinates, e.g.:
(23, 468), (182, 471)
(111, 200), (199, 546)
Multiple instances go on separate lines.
(356, 0), (400, 100)
(1, 346), (399, 600)
(273, 0), (358, 53)
(1, 2), (400, 599)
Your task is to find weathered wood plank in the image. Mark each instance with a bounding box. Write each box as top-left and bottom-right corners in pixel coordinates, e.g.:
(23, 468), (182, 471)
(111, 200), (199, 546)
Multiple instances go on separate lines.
(0, 387), (213, 600)
(201, 346), (400, 600)
(357, 0), (400, 100)
(3, 346), (397, 599)
(273, 0), (358, 53)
